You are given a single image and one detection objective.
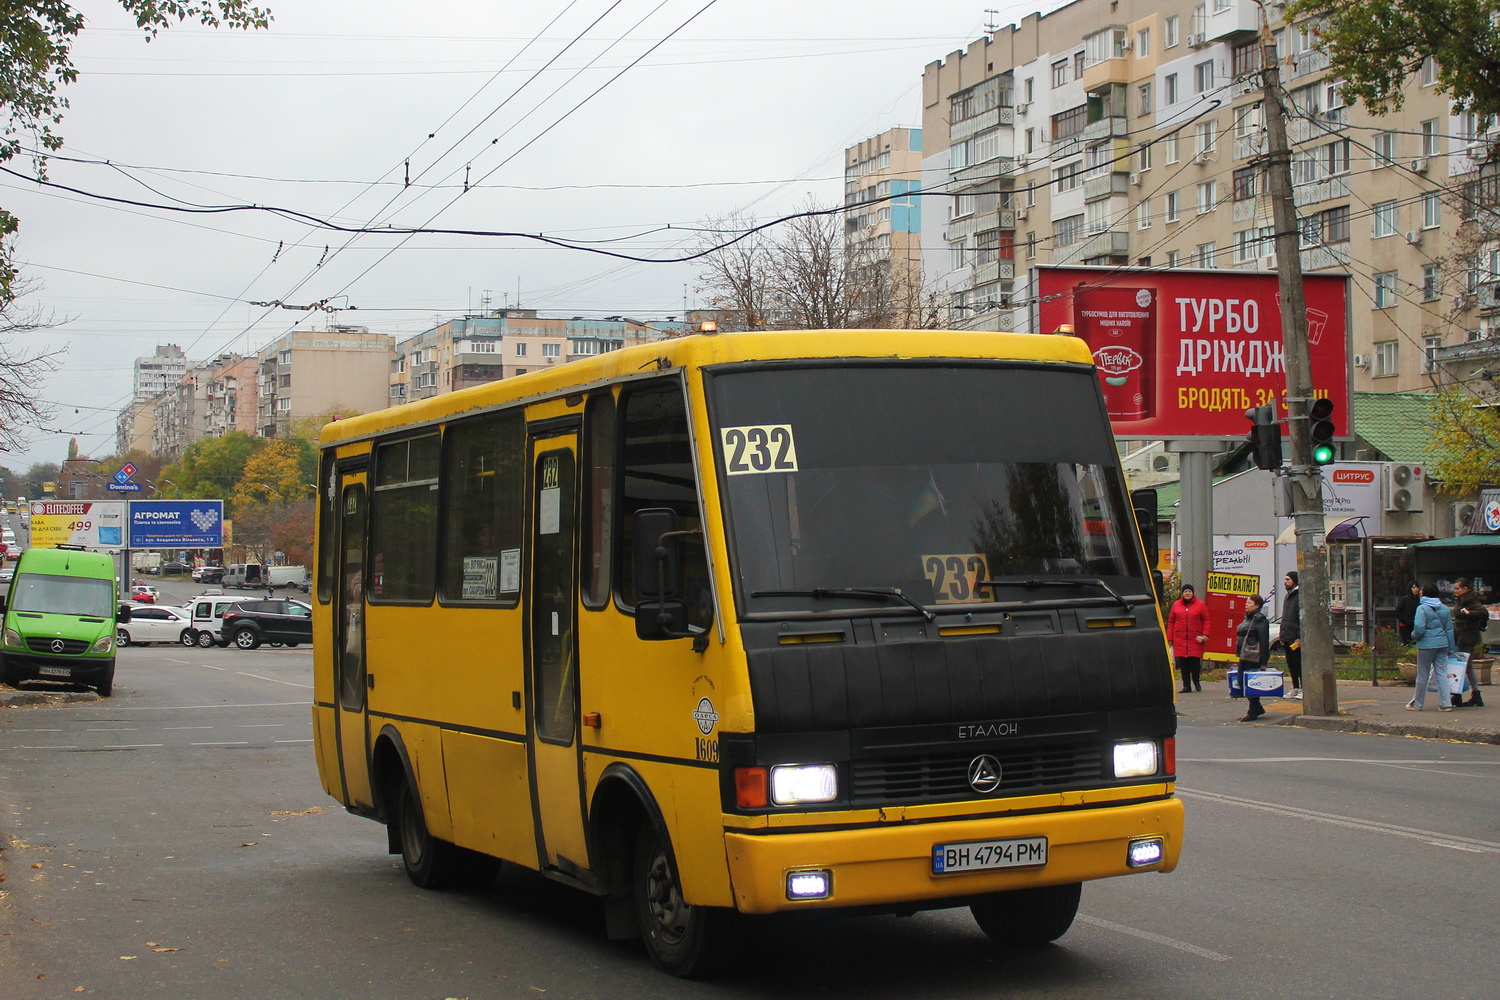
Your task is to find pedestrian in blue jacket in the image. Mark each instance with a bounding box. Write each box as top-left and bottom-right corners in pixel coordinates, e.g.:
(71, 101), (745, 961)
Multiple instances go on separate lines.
(1408, 583), (1457, 712)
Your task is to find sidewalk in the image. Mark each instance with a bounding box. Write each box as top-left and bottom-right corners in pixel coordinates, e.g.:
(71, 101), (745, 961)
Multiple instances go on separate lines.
(1174, 675), (1500, 745)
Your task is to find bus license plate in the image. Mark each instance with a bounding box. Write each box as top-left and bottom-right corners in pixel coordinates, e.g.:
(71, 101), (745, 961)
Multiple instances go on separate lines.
(39, 666), (70, 677)
(932, 836), (1047, 874)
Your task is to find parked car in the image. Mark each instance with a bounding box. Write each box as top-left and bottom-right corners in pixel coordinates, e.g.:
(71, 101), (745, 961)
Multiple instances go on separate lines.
(182, 595), (243, 648)
(116, 603), (191, 647)
(192, 565), (225, 583)
(219, 599), (313, 649)
(130, 585), (159, 604)
(160, 562), (190, 576)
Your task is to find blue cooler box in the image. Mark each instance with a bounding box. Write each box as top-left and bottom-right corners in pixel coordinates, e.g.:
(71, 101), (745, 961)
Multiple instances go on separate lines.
(1228, 669), (1286, 698)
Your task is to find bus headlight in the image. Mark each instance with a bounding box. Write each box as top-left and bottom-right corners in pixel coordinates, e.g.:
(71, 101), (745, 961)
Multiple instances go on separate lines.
(769, 764), (838, 805)
(3, 628), (21, 649)
(90, 635), (115, 654)
(1112, 741), (1159, 778)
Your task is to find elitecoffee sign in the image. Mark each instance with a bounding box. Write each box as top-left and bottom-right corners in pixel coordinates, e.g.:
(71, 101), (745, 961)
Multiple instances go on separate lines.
(1036, 266), (1350, 439)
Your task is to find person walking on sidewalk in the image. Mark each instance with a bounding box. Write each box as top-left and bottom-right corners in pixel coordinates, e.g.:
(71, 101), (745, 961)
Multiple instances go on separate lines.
(1280, 571), (1303, 700)
(1408, 583), (1457, 713)
(1168, 583), (1210, 693)
(1237, 594), (1272, 722)
(1395, 581), (1422, 644)
(1450, 577), (1487, 708)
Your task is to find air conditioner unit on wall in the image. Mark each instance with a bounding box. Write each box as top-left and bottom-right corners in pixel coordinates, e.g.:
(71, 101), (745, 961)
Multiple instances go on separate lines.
(1454, 501), (1479, 533)
(1186, 33), (1203, 48)
(1130, 172), (1142, 186)
(1353, 353), (1370, 368)
(1382, 462), (1426, 512)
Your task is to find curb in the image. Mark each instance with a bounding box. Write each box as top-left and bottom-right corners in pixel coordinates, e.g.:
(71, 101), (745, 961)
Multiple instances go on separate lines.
(0, 689), (100, 708)
(1291, 715), (1500, 745)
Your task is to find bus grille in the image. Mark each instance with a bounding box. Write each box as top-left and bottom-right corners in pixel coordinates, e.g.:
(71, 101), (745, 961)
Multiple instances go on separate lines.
(849, 745), (1105, 804)
(25, 636), (90, 655)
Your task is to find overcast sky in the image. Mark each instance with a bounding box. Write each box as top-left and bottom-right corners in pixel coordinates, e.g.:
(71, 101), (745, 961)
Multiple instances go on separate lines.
(4, 0), (1063, 471)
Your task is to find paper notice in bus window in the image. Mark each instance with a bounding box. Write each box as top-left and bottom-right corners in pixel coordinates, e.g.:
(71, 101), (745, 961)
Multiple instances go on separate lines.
(539, 487), (561, 534)
(922, 553), (990, 604)
(500, 549), (521, 593)
(721, 425), (799, 475)
(462, 556), (499, 600)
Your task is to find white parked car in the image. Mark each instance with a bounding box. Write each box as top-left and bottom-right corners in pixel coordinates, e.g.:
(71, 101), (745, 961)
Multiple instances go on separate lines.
(116, 603), (191, 647)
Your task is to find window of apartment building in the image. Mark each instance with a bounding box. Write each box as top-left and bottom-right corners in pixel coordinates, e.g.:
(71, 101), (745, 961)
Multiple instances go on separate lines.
(1423, 335), (1442, 373)
(1084, 28), (1127, 67)
(1233, 165), (1259, 201)
(1373, 131), (1398, 167)
(1164, 73), (1179, 105)
(1374, 340), (1399, 377)
(1373, 200), (1399, 237)
(1194, 60), (1215, 94)
(1052, 105), (1089, 140)
(1197, 242), (1217, 268)
(514, 342), (528, 356)
(1167, 250), (1182, 266)
(1232, 40), (1263, 78)
(1164, 15), (1179, 47)
(1074, 51), (1086, 77)
(278, 350), (291, 365)
(1138, 197), (1152, 229)
(1420, 56), (1437, 86)
(1423, 191), (1442, 229)
(1087, 199), (1112, 233)
(1321, 138), (1350, 175)
(1166, 190), (1181, 222)
(1374, 271), (1399, 308)
(1196, 180), (1217, 214)
(1235, 103), (1262, 137)
(393, 355), (408, 373)
(1420, 119), (1440, 157)
(1136, 27), (1150, 56)
(1288, 82), (1322, 116)
(541, 343), (561, 357)
(1051, 59), (1068, 88)
(1026, 231), (1038, 259)
(976, 229), (1000, 264)
(278, 373), (290, 389)
(1422, 264), (1441, 300)
(1195, 120), (1219, 156)
(277, 397), (291, 412)
(1137, 143), (1153, 172)
(1025, 77), (1034, 103)
(1056, 215), (1084, 246)
(1138, 81), (1153, 115)
(1164, 132), (1180, 163)
(1213, 0), (1230, 12)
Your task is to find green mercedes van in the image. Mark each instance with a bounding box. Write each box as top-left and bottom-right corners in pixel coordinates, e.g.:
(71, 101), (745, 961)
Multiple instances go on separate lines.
(0, 546), (129, 696)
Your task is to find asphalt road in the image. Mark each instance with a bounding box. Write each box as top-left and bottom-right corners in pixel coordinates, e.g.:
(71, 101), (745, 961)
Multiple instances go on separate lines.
(1, 643), (1497, 1000)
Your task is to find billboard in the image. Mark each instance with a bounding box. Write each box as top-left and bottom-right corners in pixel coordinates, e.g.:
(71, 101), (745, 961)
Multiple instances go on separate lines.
(1036, 266), (1350, 440)
(128, 500), (225, 548)
(29, 501), (127, 549)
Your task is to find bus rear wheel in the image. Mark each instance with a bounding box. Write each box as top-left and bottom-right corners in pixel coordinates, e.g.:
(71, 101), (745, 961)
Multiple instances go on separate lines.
(970, 882), (1082, 948)
(393, 773), (464, 890)
(632, 820), (740, 977)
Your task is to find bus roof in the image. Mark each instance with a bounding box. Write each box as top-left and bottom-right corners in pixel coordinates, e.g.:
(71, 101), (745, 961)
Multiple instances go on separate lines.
(319, 328), (1094, 448)
(16, 546), (116, 578)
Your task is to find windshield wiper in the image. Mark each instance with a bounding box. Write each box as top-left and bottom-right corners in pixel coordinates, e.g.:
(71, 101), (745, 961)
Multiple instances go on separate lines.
(752, 587), (936, 622)
(976, 577), (1135, 613)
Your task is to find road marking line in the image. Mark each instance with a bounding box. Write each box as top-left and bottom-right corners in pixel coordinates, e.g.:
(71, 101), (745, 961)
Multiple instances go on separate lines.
(1077, 915), (1231, 962)
(190, 741), (249, 746)
(94, 702), (307, 712)
(87, 728), (138, 732)
(102, 744), (164, 749)
(238, 723), (284, 728)
(1180, 788), (1500, 854)
(163, 726), (214, 730)
(7, 729), (64, 733)
(274, 739), (314, 744)
(235, 671), (312, 689)
(14, 745), (79, 750)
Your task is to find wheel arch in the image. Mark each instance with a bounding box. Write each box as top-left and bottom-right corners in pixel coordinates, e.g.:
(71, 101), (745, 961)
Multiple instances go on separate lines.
(371, 723), (418, 856)
(590, 762), (670, 940)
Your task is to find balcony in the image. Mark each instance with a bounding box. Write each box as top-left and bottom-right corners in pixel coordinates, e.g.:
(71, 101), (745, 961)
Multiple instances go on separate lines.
(951, 106), (1015, 141)
(1291, 49), (1331, 80)
(1083, 171), (1131, 201)
(1233, 132), (1268, 161)
(1300, 241), (1351, 272)
(1078, 116), (1128, 144)
(1432, 335), (1500, 370)
(1289, 108), (1347, 143)
(1292, 174), (1351, 208)
(1052, 229), (1130, 265)
(1081, 57), (1130, 92)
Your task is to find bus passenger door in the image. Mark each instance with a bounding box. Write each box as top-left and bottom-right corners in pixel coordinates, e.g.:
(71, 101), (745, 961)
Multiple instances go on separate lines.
(333, 471), (374, 810)
(528, 431), (589, 874)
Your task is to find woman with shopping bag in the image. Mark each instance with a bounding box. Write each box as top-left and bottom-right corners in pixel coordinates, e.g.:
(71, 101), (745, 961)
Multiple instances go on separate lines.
(1407, 583), (1457, 712)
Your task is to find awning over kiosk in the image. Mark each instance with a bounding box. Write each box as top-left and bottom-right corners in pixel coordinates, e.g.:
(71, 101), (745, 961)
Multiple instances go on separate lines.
(1275, 516), (1368, 545)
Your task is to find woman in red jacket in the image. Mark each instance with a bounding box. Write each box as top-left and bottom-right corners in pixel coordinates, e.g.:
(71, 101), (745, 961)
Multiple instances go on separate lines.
(1167, 583), (1210, 693)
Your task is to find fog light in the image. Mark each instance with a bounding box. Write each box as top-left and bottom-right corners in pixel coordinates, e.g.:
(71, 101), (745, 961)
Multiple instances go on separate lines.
(786, 869), (832, 900)
(1113, 740), (1159, 778)
(1128, 837), (1164, 867)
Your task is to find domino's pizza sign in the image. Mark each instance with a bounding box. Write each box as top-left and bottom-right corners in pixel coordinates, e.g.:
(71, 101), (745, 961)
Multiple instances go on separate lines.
(128, 500), (225, 548)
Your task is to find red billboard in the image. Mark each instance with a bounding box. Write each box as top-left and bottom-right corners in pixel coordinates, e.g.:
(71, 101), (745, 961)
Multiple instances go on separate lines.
(1036, 266), (1350, 439)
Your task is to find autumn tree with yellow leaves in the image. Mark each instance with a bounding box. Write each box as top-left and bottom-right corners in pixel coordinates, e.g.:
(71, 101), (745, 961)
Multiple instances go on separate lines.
(1425, 391), (1500, 495)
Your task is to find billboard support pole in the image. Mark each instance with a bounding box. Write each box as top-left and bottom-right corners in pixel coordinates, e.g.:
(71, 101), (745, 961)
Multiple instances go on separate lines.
(1259, 4), (1339, 716)
(1168, 442), (1219, 597)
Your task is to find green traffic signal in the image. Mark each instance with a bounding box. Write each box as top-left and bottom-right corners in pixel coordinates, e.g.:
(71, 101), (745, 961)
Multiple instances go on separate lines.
(1309, 397), (1337, 465)
(1311, 441), (1337, 465)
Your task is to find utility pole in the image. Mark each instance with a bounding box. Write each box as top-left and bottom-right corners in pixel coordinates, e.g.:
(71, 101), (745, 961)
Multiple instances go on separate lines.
(1257, 3), (1339, 716)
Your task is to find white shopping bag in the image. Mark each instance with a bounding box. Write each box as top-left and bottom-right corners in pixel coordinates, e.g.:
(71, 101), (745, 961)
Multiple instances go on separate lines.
(1440, 652), (1472, 700)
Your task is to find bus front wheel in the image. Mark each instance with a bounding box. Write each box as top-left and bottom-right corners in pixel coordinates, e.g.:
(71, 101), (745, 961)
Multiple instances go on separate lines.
(970, 882), (1082, 948)
(632, 820), (740, 977)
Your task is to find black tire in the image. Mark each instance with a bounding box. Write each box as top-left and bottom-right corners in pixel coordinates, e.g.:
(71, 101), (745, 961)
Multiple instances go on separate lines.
(284, 642), (300, 648)
(633, 819), (741, 977)
(233, 629), (261, 650)
(180, 629), (194, 646)
(393, 772), (464, 890)
(96, 663), (115, 698)
(116, 628), (131, 648)
(970, 882), (1082, 948)
(196, 630), (217, 648)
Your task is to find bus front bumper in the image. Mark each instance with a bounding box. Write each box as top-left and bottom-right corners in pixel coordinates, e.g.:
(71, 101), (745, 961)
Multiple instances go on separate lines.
(723, 796), (1183, 915)
(2, 651), (114, 685)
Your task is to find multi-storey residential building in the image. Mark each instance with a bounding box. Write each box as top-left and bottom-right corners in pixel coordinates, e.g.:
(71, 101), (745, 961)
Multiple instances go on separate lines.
(115, 399), (156, 456)
(203, 354), (258, 439)
(147, 353), (259, 461)
(257, 326), (396, 438)
(132, 344), (188, 400)
(921, 1), (1491, 394)
(388, 310), (681, 405)
(844, 127), (926, 324)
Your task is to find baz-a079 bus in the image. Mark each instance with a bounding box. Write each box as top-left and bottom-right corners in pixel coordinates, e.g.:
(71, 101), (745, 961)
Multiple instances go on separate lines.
(311, 329), (1183, 976)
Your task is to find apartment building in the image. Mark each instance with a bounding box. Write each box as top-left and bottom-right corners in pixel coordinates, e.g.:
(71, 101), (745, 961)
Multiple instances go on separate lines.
(257, 326), (396, 438)
(921, 0), (1491, 394)
(115, 399), (156, 456)
(844, 127), (926, 324)
(132, 344), (188, 400)
(388, 310), (682, 405)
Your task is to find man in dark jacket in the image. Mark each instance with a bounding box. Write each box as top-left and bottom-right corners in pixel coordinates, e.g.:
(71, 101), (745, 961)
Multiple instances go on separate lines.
(1451, 578), (1487, 707)
(1280, 571), (1302, 700)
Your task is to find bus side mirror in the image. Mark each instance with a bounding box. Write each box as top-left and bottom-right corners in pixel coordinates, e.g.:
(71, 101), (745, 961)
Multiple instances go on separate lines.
(634, 508), (689, 640)
(1130, 487), (1159, 569)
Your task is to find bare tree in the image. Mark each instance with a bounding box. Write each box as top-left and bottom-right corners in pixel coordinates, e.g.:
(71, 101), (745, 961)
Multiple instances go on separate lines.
(0, 284), (63, 451)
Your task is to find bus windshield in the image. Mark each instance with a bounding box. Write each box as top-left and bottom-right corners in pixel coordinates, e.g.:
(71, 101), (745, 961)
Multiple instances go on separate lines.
(12, 573), (116, 618)
(708, 363), (1147, 617)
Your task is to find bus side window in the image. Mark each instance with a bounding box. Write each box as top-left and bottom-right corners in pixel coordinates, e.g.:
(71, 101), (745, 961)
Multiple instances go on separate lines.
(617, 380), (710, 629)
(440, 410), (525, 604)
(582, 392), (616, 609)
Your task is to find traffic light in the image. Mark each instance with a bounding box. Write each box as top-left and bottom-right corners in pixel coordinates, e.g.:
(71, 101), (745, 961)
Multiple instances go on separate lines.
(1244, 404), (1282, 471)
(1309, 397), (1337, 465)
